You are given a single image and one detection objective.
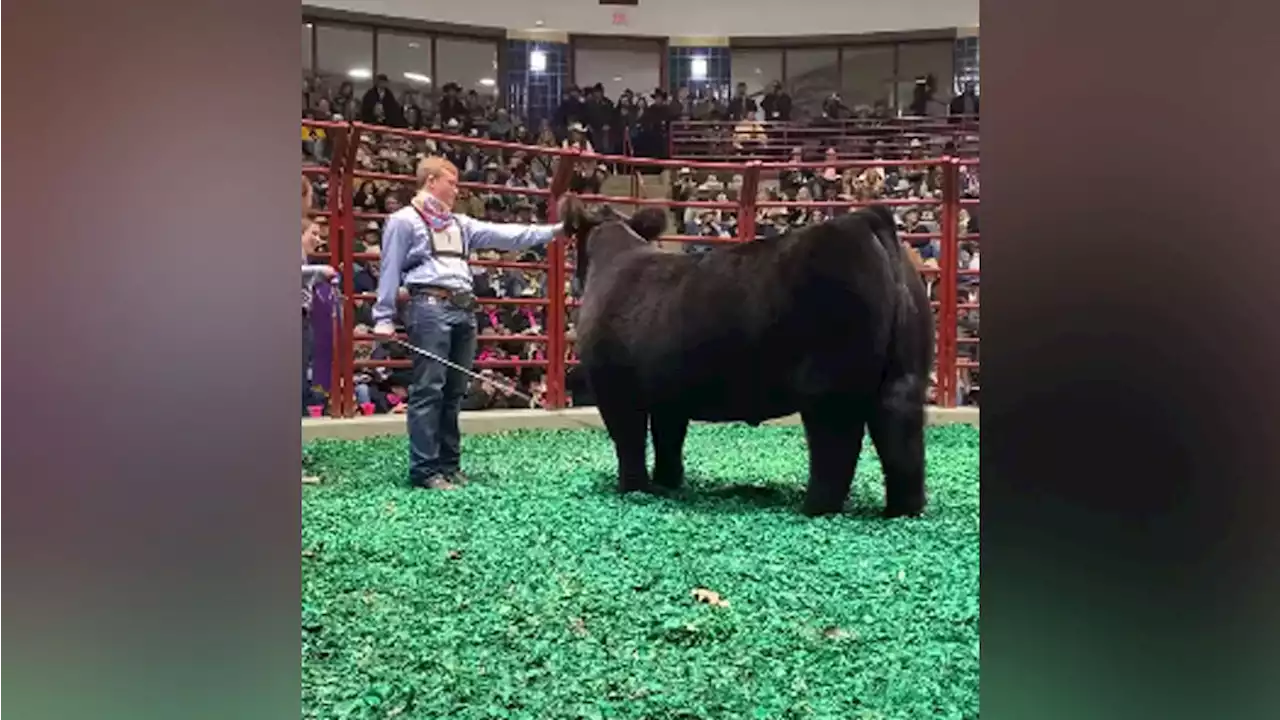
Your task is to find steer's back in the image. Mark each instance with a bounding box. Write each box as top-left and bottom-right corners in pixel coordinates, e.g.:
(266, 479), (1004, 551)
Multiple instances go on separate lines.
(577, 213), (898, 416)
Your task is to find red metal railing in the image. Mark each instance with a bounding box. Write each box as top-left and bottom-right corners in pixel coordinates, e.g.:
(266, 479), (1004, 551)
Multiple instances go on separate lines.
(954, 158), (981, 403)
(302, 119), (351, 417)
(303, 119), (978, 416)
(669, 115), (980, 162)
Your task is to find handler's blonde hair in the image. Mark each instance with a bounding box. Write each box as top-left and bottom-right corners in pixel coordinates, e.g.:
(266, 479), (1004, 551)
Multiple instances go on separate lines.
(415, 155), (459, 189)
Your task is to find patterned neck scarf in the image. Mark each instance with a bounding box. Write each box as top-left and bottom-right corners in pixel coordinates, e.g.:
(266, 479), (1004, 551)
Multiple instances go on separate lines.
(412, 191), (454, 231)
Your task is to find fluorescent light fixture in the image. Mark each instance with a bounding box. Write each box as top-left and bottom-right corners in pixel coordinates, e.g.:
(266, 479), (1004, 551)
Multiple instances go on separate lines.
(347, 68), (373, 80)
(478, 78), (496, 87)
(613, 76), (623, 82)
(690, 56), (708, 81)
(403, 72), (431, 84)
(530, 49), (548, 73)
(408, 41), (420, 49)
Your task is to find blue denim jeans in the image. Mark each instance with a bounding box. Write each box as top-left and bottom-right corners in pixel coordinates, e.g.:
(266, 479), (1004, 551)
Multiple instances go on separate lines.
(405, 295), (477, 484)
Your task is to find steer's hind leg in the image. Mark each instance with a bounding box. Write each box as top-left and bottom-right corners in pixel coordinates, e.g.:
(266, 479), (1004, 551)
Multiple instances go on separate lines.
(867, 374), (928, 518)
(650, 411), (689, 490)
(799, 401), (869, 516)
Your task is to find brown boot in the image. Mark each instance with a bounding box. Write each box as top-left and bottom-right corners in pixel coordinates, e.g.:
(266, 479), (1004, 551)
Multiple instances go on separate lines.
(414, 474), (458, 491)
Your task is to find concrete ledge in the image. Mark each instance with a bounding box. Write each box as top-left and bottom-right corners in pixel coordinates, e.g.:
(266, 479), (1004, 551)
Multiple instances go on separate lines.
(303, 406), (978, 442)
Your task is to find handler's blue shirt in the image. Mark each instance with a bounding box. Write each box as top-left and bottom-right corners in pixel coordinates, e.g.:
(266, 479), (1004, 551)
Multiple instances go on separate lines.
(373, 207), (561, 326)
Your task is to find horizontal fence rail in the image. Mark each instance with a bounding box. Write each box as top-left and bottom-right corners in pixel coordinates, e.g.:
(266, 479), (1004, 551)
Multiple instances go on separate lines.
(302, 118), (980, 417)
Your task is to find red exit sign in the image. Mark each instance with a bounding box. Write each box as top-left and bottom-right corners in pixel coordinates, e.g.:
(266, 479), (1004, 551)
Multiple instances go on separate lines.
(612, 11), (628, 25)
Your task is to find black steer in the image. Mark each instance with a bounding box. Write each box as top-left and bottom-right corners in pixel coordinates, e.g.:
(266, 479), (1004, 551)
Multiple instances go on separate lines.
(560, 196), (933, 517)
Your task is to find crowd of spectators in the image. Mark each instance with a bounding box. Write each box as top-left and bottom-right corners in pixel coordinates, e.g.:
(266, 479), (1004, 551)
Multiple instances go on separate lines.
(301, 70), (980, 412)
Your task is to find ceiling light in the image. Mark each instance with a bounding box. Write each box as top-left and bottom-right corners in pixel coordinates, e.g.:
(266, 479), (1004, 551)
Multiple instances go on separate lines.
(408, 41), (420, 49)
(403, 72), (431, 84)
(479, 78), (496, 87)
(613, 76), (622, 82)
(347, 68), (373, 80)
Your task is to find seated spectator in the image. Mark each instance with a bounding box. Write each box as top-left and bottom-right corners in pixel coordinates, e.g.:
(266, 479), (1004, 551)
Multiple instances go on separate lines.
(488, 108), (515, 141)
(732, 117), (767, 152)
(354, 181), (381, 213)
(403, 104), (425, 131)
(562, 122), (594, 153)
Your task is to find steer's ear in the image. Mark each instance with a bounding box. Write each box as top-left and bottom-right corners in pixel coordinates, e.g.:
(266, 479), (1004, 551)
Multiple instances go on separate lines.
(628, 207), (668, 242)
(862, 204), (899, 239)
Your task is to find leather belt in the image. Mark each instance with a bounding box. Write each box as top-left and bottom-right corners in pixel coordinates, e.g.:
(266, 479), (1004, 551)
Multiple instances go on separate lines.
(408, 285), (477, 311)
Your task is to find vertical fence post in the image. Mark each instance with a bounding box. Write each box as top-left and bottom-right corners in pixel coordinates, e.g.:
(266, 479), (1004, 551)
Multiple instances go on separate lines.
(938, 157), (961, 408)
(323, 124), (351, 418)
(544, 149), (579, 409)
(736, 161), (762, 241)
(338, 122), (362, 417)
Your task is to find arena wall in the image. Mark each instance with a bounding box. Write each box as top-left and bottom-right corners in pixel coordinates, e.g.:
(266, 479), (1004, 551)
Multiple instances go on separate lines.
(304, 0), (979, 38)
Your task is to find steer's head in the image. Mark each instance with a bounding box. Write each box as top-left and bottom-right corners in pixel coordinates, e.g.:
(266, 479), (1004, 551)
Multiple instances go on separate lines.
(558, 194), (667, 291)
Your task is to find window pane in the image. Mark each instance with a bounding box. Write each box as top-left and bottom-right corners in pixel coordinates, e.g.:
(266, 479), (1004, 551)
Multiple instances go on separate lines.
(376, 31), (433, 111)
(783, 48), (839, 119)
(576, 47), (661, 100)
(730, 49), (782, 100)
(954, 37), (980, 95)
(839, 44), (895, 110)
(315, 23), (374, 112)
(575, 38), (661, 100)
(435, 37), (499, 99)
(302, 23), (313, 73)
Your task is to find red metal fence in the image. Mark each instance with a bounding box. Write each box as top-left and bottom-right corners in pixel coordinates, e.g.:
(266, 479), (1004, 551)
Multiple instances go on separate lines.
(302, 119), (980, 417)
(669, 116), (980, 162)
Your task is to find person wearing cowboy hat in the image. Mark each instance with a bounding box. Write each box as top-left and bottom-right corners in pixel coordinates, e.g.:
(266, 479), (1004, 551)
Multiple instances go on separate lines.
(360, 73), (404, 127)
(438, 82), (467, 127)
(553, 86), (586, 137)
(561, 122), (594, 153)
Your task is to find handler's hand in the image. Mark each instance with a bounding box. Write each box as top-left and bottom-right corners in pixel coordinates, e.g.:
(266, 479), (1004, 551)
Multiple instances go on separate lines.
(317, 266), (338, 280)
(372, 322), (396, 338)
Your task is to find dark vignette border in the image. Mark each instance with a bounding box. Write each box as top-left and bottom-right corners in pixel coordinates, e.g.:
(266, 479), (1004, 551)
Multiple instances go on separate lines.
(5, 0), (1280, 719)
(4, 1), (300, 718)
(981, 0), (1280, 718)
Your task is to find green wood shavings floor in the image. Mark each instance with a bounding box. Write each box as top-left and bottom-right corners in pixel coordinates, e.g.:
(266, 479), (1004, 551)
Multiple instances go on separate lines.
(302, 423), (979, 720)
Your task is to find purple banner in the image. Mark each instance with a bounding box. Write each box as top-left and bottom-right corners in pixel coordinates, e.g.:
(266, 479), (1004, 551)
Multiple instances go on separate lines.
(309, 283), (336, 393)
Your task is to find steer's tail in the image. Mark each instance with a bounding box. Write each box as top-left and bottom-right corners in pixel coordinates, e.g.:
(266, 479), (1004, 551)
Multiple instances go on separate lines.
(858, 203), (935, 382)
